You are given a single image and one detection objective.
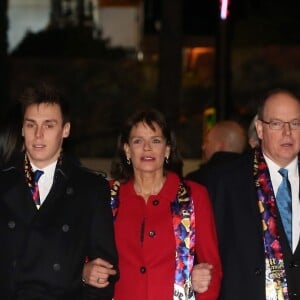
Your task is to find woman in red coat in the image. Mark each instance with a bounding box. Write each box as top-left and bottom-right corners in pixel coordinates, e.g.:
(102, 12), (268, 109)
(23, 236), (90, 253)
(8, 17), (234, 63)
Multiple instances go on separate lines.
(83, 109), (222, 300)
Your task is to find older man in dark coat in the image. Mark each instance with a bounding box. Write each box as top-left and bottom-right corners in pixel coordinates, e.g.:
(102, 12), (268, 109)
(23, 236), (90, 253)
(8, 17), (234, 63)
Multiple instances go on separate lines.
(211, 89), (300, 300)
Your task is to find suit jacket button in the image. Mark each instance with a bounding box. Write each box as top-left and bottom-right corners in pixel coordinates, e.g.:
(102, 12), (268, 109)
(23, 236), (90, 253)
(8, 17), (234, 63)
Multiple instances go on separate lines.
(289, 261), (299, 268)
(149, 230), (156, 237)
(140, 266), (146, 273)
(66, 187), (74, 195)
(62, 224), (70, 232)
(152, 199), (159, 206)
(53, 263), (61, 271)
(254, 268), (262, 275)
(8, 220), (16, 229)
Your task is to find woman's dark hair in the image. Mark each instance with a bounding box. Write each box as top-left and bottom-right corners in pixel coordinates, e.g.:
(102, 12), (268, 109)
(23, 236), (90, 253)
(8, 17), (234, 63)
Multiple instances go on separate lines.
(111, 109), (183, 181)
(0, 103), (23, 167)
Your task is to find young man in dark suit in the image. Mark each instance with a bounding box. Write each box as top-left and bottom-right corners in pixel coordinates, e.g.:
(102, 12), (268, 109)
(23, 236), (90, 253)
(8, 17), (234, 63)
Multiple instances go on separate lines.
(0, 83), (118, 299)
(212, 89), (300, 300)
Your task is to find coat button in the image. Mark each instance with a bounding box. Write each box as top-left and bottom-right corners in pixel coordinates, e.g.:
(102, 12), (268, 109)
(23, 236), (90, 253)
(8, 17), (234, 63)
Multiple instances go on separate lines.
(152, 199), (159, 206)
(289, 292), (298, 297)
(53, 263), (61, 271)
(12, 260), (17, 268)
(149, 230), (156, 237)
(254, 268), (262, 275)
(140, 266), (146, 273)
(8, 220), (16, 229)
(289, 261), (300, 268)
(66, 187), (74, 195)
(62, 224), (70, 232)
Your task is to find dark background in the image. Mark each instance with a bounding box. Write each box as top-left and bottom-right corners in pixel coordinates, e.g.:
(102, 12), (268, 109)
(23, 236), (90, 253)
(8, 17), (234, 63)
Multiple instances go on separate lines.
(1, 0), (300, 158)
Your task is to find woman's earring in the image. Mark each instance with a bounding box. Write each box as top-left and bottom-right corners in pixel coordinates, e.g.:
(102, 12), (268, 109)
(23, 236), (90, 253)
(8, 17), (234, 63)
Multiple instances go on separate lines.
(165, 157), (169, 164)
(127, 158), (131, 165)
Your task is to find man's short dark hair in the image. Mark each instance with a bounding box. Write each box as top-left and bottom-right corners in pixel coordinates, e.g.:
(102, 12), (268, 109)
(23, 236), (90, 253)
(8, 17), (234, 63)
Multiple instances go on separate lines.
(18, 83), (70, 124)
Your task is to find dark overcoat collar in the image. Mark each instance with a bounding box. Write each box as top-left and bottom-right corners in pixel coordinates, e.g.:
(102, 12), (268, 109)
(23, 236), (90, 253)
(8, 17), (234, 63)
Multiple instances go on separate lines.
(0, 153), (79, 225)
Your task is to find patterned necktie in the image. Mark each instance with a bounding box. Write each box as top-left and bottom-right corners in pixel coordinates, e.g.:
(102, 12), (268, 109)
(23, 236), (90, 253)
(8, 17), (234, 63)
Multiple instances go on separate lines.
(32, 170), (44, 208)
(276, 168), (292, 249)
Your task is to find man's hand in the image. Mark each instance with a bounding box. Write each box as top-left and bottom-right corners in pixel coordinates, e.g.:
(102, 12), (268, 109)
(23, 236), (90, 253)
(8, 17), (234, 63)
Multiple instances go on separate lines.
(82, 258), (117, 288)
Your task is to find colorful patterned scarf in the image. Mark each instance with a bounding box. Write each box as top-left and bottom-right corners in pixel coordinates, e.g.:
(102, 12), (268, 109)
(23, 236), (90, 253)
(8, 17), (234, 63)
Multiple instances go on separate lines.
(171, 180), (196, 300)
(110, 178), (196, 300)
(24, 153), (37, 192)
(254, 147), (289, 300)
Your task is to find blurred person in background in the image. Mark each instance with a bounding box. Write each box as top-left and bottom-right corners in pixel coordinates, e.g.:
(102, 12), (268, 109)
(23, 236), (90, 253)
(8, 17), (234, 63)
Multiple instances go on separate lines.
(0, 103), (23, 168)
(186, 120), (247, 187)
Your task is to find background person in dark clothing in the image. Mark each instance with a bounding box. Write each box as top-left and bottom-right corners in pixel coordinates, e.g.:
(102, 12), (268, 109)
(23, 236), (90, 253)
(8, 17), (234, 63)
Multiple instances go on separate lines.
(0, 103), (23, 168)
(186, 120), (247, 186)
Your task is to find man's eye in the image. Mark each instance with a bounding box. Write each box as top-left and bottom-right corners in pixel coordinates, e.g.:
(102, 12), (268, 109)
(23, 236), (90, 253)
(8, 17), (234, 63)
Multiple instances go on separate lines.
(271, 121), (282, 126)
(26, 123), (35, 128)
(44, 123), (54, 129)
(292, 120), (300, 126)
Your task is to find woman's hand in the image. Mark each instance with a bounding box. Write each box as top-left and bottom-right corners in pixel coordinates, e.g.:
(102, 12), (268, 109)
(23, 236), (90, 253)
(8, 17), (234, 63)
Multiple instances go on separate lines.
(191, 263), (213, 293)
(82, 258), (117, 288)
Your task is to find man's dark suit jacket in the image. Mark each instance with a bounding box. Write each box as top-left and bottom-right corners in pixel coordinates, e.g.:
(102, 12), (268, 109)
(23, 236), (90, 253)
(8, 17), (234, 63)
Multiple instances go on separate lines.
(209, 149), (300, 300)
(0, 154), (118, 300)
(185, 151), (242, 188)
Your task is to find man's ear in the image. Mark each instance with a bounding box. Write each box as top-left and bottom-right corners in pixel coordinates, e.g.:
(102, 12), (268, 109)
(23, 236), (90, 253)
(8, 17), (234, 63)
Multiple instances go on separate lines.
(255, 119), (263, 140)
(63, 122), (71, 138)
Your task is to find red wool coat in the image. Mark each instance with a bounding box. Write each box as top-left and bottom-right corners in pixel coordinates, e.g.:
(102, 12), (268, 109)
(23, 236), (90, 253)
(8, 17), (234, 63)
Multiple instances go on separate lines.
(111, 172), (222, 300)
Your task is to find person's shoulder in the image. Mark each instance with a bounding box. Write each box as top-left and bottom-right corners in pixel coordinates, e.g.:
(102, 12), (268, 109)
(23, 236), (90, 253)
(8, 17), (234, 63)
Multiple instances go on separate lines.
(184, 178), (207, 192)
(78, 165), (107, 179)
(185, 168), (200, 181)
(78, 165), (109, 186)
(185, 160), (213, 184)
(63, 155), (109, 184)
(0, 154), (22, 176)
(183, 179), (213, 210)
(183, 178), (211, 203)
(210, 149), (254, 185)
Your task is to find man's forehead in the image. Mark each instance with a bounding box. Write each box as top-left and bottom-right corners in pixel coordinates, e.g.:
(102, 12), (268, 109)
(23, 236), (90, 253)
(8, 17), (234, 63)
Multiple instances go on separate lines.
(24, 109), (63, 127)
(264, 94), (300, 113)
(25, 103), (62, 116)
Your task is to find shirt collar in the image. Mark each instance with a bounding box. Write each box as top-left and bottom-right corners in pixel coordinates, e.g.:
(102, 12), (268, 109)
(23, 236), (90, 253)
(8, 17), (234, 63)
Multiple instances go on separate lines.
(263, 154), (298, 177)
(31, 160), (57, 179)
